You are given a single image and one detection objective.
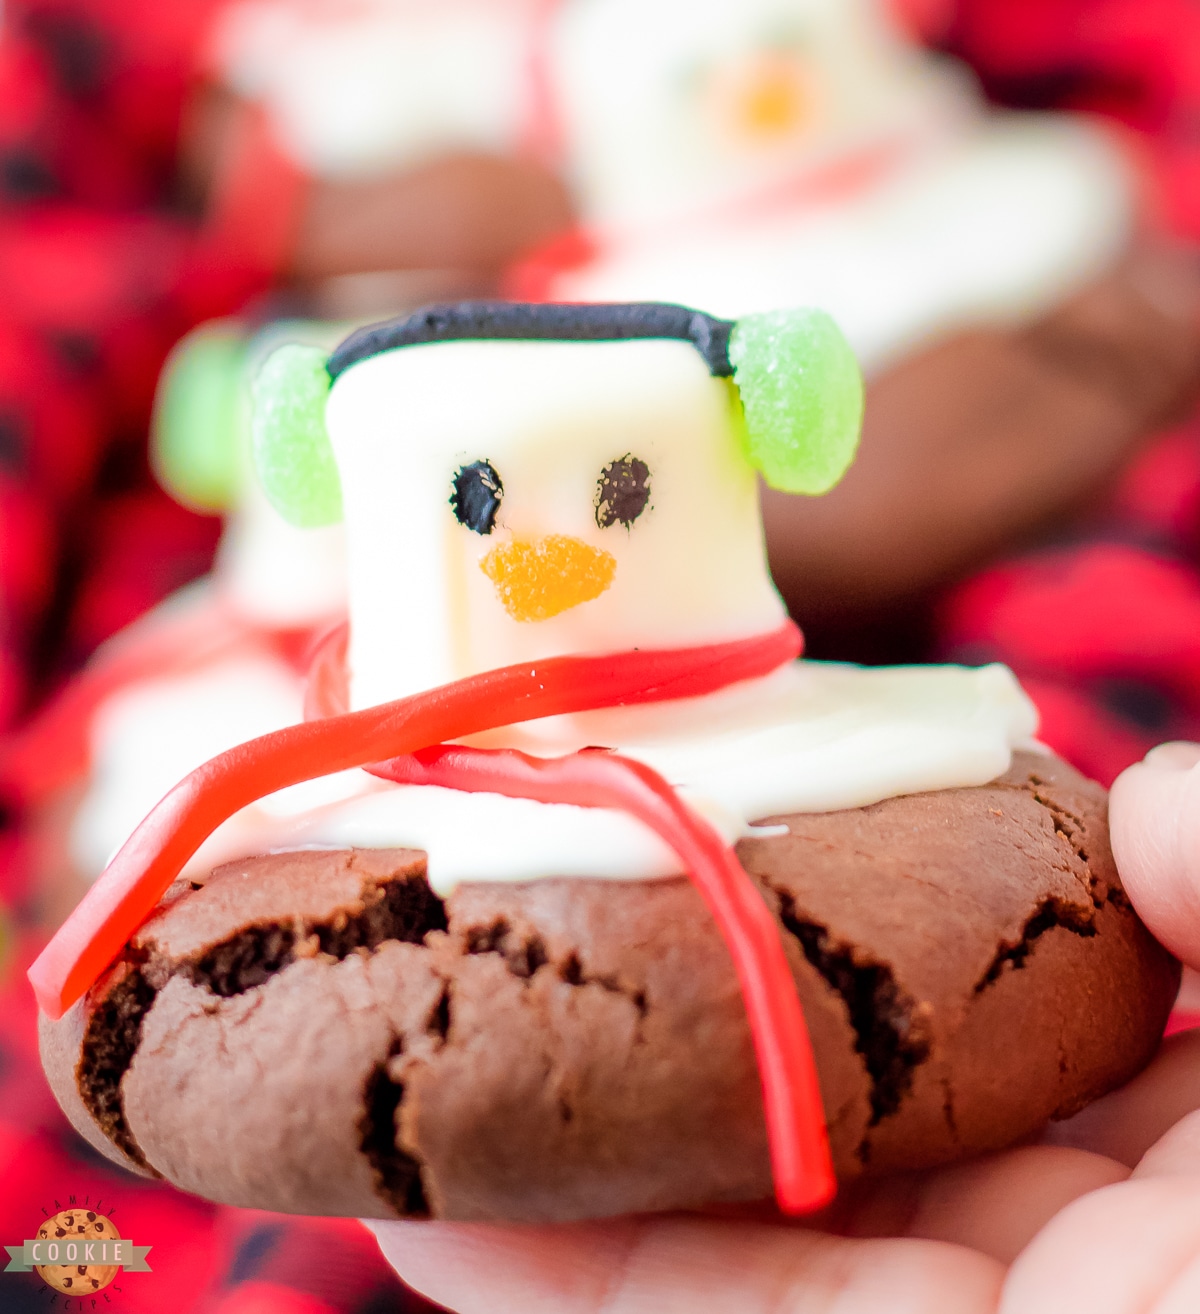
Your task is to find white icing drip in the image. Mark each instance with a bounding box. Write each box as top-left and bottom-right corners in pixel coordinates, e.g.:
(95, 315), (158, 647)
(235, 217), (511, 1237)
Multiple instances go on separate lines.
(73, 660), (1039, 895)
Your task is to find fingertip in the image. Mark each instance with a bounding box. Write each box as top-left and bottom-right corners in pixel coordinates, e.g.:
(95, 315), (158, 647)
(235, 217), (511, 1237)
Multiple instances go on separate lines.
(1141, 742), (1200, 772)
(899, 1145), (1129, 1265)
(1000, 1177), (1200, 1314)
(365, 1218), (639, 1314)
(1110, 750), (1200, 965)
(1133, 1107), (1200, 1180)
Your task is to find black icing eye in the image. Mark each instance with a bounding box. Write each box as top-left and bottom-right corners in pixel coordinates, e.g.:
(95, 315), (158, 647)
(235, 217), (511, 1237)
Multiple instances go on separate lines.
(595, 455), (651, 529)
(450, 460), (503, 535)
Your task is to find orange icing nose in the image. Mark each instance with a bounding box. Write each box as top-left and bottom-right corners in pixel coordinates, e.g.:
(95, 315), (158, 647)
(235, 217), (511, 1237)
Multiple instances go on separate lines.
(734, 57), (811, 140)
(480, 535), (616, 623)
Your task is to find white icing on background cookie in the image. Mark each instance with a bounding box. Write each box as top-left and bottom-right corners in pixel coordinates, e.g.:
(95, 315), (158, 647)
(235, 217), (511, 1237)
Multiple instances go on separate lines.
(546, 0), (1133, 371)
(209, 0), (533, 181)
(553, 116), (1132, 376)
(61, 322), (349, 874)
(72, 655), (307, 880)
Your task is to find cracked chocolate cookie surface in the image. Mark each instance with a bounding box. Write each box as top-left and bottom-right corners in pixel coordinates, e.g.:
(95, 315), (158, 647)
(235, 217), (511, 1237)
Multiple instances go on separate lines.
(40, 751), (1179, 1222)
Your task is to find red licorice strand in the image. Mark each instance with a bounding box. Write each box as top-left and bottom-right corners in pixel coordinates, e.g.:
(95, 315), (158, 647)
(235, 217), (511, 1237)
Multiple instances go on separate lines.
(30, 624), (801, 1020)
(372, 746), (835, 1213)
(303, 620), (802, 721)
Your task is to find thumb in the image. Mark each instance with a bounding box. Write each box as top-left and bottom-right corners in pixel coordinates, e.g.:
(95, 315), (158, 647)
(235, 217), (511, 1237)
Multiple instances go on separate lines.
(1109, 743), (1200, 966)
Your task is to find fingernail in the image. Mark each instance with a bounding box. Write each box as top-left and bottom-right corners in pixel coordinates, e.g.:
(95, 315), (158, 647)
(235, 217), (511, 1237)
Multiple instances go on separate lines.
(1143, 742), (1200, 771)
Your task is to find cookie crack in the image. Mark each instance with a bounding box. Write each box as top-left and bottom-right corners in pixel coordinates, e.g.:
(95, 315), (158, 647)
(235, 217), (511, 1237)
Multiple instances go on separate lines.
(359, 1035), (430, 1217)
(464, 921), (649, 1026)
(771, 888), (931, 1141)
(465, 918), (547, 978)
(560, 951), (649, 1024)
(941, 1076), (959, 1142)
(76, 962), (157, 1173)
(973, 897), (1097, 994)
(1014, 771), (1095, 870)
(177, 869), (448, 998)
(1031, 791), (1090, 864)
(1001, 771), (1114, 907)
(76, 866), (447, 1173)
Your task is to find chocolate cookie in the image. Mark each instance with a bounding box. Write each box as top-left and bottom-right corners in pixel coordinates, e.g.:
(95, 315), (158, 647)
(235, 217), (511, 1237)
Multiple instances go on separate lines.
(764, 241), (1200, 655)
(41, 751), (1178, 1223)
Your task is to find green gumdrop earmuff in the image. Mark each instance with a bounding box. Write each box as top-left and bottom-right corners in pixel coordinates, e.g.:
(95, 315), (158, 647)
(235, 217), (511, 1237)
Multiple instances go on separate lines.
(152, 321), (249, 513)
(728, 308), (863, 496)
(250, 303), (863, 527)
(251, 343), (343, 528)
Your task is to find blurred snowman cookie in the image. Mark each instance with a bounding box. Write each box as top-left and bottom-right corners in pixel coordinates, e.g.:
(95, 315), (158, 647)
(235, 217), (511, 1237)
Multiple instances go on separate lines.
(188, 0), (572, 296)
(530, 0), (1200, 637)
(35, 301), (1178, 1221)
(1, 319), (349, 931)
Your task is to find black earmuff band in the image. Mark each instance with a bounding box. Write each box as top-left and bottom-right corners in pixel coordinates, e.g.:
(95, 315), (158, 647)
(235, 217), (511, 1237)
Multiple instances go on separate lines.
(326, 301), (736, 383)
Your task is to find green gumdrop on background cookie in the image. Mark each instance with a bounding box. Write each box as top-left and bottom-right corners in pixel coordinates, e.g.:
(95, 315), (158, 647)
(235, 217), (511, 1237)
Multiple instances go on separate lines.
(151, 322), (246, 512)
(252, 343), (343, 527)
(729, 308), (864, 495)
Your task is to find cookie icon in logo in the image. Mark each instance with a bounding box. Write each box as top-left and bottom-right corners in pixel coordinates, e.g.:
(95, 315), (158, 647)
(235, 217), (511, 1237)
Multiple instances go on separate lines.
(33, 1210), (120, 1294)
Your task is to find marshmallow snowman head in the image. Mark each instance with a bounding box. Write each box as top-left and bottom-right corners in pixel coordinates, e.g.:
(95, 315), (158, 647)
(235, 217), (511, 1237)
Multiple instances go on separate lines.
(253, 302), (862, 710)
(551, 0), (969, 229)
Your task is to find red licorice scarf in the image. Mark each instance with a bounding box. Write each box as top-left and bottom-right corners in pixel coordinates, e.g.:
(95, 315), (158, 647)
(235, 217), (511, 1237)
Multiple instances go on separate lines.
(29, 619), (835, 1213)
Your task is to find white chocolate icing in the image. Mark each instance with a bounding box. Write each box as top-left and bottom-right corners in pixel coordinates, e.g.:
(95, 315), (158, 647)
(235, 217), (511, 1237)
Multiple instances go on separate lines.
(73, 659), (1040, 894)
(326, 338), (787, 712)
(210, 0), (535, 180)
(552, 115), (1133, 375)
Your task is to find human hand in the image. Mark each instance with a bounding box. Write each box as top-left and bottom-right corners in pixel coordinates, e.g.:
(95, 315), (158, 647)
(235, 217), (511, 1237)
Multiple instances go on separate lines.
(370, 744), (1200, 1313)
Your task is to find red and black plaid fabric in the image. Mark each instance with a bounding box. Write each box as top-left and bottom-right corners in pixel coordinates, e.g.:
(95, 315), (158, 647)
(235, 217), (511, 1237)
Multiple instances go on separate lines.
(928, 0), (1200, 787)
(0, 0), (274, 725)
(937, 422), (1200, 787)
(0, 3), (438, 1309)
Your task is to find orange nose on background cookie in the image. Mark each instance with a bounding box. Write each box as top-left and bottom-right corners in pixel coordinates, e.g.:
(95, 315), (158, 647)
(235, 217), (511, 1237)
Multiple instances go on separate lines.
(717, 53), (814, 147)
(480, 534), (616, 622)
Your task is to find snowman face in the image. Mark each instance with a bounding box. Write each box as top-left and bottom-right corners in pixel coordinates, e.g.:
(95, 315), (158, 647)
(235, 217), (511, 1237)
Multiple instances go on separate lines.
(552, 0), (941, 227)
(324, 337), (786, 709)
